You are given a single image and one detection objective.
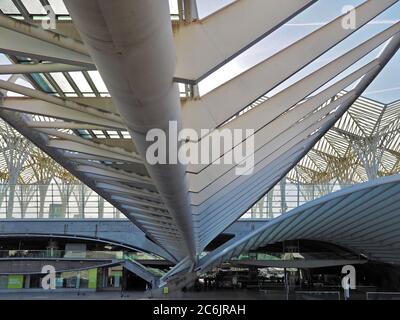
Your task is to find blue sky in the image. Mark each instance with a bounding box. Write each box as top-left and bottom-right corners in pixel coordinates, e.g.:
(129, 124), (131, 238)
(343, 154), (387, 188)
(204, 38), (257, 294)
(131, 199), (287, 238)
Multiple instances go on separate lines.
(197, 0), (400, 104)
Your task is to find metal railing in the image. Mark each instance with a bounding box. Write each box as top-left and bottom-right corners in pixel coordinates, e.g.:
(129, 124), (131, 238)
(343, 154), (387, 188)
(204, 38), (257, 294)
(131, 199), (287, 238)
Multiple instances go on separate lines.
(232, 251), (362, 261)
(366, 292), (400, 300)
(0, 250), (163, 261)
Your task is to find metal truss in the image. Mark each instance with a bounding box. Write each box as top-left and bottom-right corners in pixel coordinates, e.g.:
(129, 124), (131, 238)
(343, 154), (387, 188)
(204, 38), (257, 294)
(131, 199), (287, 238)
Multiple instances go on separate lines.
(288, 96), (400, 184)
(0, 0), (399, 275)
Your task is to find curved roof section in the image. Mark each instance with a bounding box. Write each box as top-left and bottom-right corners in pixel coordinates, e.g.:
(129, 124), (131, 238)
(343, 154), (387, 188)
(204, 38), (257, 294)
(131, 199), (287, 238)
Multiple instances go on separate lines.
(197, 174), (400, 273)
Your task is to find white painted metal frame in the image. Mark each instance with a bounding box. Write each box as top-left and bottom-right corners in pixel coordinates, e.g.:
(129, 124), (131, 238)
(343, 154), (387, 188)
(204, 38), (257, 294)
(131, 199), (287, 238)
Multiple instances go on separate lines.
(0, 0), (399, 273)
(196, 174), (400, 274)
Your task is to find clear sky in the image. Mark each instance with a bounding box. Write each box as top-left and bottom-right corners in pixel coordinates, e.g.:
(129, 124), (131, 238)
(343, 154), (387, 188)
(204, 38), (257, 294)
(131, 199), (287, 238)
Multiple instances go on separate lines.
(197, 0), (400, 104)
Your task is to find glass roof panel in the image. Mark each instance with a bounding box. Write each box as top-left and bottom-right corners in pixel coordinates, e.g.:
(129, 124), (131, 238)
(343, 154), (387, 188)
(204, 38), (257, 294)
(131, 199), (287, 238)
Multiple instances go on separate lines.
(0, 54), (11, 80)
(0, 74), (11, 81)
(69, 71), (93, 93)
(7, 77), (34, 97)
(169, 0), (179, 15)
(0, 0), (19, 14)
(0, 54), (11, 65)
(47, 0), (68, 15)
(92, 130), (105, 137)
(121, 131), (131, 139)
(88, 71), (108, 93)
(38, 73), (56, 92)
(107, 130), (120, 139)
(0, 0), (194, 19)
(50, 72), (74, 93)
(77, 129), (91, 139)
(21, 0), (46, 14)
(57, 16), (71, 20)
(31, 73), (55, 93)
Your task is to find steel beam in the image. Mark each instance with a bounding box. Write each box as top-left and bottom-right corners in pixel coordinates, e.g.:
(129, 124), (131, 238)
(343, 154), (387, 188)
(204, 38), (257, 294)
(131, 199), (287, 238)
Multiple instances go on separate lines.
(181, 0), (399, 137)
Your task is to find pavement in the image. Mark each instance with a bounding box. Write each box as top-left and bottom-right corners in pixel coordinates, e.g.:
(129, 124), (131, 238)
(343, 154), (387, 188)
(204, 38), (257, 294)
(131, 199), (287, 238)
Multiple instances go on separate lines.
(0, 289), (373, 300)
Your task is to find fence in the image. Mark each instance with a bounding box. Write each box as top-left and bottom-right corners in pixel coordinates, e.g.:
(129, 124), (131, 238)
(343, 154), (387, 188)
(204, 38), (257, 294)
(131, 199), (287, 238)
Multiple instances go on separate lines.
(366, 292), (400, 300)
(0, 250), (162, 261)
(232, 251), (362, 261)
(294, 291), (341, 300)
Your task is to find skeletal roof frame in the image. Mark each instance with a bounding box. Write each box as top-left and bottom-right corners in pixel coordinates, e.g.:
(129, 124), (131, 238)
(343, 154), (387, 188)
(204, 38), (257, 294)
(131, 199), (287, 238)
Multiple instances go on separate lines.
(0, 0), (399, 276)
(284, 95), (400, 185)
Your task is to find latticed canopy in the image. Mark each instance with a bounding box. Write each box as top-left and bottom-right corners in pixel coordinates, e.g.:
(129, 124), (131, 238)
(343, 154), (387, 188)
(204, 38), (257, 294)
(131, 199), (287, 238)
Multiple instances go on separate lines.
(0, 118), (75, 184)
(289, 94), (400, 184)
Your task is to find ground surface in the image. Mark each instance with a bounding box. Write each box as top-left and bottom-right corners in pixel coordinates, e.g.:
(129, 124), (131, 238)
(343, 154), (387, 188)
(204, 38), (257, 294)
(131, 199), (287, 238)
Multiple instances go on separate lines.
(0, 289), (371, 300)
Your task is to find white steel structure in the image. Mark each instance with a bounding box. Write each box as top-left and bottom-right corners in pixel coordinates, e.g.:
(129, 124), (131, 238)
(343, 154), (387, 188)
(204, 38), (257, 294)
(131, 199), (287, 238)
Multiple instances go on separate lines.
(196, 174), (400, 274)
(0, 0), (399, 282)
(289, 95), (400, 184)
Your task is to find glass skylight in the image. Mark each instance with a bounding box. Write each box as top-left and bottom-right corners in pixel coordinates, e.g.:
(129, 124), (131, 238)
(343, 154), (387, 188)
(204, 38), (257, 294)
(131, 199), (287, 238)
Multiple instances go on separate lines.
(50, 72), (74, 93)
(88, 71), (108, 93)
(169, 0), (179, 15)
(107, 130), (120, 139)
(69, 71), (93, 94)
(7, 77), (34, 97)
(0, 54), (11, 81)
(121, 131), (131, 139)
(21, 0), (46, 15)
(0, 0), (192, 20)
(92, 130), (106, 138)
(47, 0), (68, 15)
(0, 1), (398, 106)
(0, 0), (19, 14)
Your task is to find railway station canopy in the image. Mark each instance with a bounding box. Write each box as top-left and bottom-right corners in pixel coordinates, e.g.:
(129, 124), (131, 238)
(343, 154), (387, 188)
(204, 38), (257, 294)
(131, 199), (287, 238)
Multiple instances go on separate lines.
(0, 0), (399, 289)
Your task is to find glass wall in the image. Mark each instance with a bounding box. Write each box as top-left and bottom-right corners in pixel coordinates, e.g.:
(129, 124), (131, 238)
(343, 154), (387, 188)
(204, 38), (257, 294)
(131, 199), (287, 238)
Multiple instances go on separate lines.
(243, 182), (351, 219)
(0, 184), (125, 219)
